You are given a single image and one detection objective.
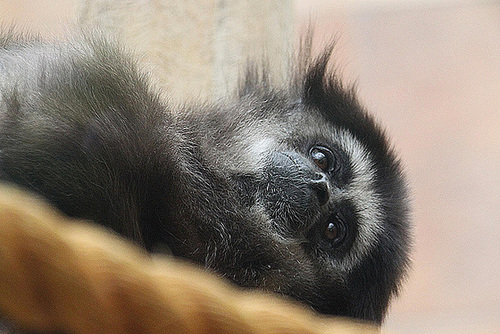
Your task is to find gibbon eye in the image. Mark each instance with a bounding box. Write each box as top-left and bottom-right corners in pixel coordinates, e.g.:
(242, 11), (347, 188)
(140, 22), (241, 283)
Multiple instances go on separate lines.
(324, 221), (346, 247)
(309, 146), (334, 172)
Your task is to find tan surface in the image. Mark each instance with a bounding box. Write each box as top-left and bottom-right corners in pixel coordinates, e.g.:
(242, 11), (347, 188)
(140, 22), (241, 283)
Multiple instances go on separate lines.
(0, 185), (378, 334)
(78, 0), (293, 101)
(0, 0), (293, 101)
(0, 0), (76, 38)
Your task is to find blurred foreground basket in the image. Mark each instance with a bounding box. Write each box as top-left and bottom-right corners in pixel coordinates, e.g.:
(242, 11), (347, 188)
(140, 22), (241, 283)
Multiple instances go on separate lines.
(0, 184), (378, 334)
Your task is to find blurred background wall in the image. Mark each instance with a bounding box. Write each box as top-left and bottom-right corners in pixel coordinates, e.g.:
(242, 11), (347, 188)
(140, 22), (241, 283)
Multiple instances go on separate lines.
(1, 0), (498, 332)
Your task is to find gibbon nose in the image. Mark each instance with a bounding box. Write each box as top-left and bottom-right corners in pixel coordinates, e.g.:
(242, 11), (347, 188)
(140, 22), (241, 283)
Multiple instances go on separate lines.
(310, 173), (330, 206)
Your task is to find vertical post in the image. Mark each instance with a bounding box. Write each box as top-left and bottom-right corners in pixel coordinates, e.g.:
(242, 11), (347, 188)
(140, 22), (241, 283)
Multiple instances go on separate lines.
(78, 0), (293, 101)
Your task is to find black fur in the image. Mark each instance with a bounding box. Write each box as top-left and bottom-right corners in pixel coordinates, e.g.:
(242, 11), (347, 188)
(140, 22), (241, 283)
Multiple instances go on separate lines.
(0, 32), (411, 324)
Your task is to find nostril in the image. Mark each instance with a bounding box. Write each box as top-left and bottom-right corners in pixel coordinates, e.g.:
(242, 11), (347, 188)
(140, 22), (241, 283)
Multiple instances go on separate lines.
(310, 174), (330, 206)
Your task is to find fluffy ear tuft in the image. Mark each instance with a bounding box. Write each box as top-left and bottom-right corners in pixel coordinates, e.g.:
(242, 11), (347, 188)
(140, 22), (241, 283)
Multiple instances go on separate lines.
(292, 31), (354, 110)
(300, 44), (337, 107)
(238, 61), (272, 98)
(238, 33), (340, 104)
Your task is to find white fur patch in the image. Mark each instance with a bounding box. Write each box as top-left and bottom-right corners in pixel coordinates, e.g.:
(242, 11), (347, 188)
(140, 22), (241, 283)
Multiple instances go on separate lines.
(249, 136), (275, 161)
(331, 129), (384, 271)
(229, 123), (279, 172)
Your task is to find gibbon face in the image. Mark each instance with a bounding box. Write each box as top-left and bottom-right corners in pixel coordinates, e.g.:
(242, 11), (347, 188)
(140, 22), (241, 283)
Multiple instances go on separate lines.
(0, 33), (411, 323)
